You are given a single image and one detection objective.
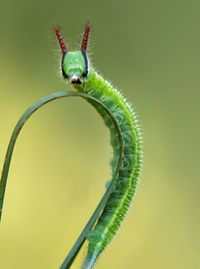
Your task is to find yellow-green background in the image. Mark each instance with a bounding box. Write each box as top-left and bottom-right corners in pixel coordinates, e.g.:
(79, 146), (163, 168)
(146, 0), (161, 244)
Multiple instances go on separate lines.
(0, 0), (199, 268)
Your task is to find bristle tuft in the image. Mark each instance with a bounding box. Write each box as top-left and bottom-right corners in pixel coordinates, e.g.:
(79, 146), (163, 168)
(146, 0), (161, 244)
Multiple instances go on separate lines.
(81, 22), (91, 51)
(55, 26), (68, 54)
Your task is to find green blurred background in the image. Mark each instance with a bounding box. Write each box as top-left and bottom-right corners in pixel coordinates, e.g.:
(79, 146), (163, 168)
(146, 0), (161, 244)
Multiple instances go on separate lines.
(0, 0), (199, 268)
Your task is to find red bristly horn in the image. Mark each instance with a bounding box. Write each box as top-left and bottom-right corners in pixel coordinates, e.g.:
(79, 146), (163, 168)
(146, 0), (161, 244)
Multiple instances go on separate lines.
(55, 26), (68, 54)
(81, 22), (90, 51)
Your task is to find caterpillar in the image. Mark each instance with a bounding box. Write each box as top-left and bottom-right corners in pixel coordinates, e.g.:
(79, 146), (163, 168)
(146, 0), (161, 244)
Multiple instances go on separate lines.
(0, 23), (142, 269)
(55, 23), (142, 269)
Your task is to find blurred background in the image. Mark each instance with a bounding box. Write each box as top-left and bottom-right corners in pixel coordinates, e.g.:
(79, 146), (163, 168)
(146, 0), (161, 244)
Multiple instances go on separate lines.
(0, 0), (199, 268)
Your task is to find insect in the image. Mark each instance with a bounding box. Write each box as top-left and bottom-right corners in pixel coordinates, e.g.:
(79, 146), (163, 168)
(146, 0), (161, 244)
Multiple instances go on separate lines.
(0, 23), (142, 269)
(55, 23), (142, 269)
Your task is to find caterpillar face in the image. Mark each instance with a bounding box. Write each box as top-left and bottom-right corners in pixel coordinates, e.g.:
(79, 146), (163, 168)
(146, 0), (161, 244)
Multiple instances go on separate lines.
(62, 50), (89, 84)
(55, 24), (90, 84)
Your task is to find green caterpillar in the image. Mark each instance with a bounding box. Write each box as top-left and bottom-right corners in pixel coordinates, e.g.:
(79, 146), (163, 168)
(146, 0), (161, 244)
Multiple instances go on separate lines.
(0, 23), (142, 269)
(55, 23), (142, 269)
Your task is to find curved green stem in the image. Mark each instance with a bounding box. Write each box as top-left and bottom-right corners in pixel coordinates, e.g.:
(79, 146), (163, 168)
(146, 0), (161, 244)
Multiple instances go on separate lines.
(0, 91), (124, 268)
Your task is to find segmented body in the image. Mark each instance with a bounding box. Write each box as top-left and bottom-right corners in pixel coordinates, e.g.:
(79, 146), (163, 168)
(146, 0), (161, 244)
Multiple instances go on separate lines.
(75, 68), (142, 268)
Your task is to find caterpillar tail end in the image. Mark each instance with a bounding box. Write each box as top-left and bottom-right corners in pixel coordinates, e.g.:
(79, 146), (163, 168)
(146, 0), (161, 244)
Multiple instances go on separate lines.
(82, 252), (98, 269)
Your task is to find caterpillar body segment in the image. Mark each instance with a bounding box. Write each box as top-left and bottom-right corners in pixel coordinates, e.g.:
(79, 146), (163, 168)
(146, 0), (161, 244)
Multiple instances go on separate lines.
(75, 70), (142, 268)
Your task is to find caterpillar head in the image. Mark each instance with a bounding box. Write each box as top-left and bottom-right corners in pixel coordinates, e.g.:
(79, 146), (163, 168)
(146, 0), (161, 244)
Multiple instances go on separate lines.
(55, 23), (90, 84)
